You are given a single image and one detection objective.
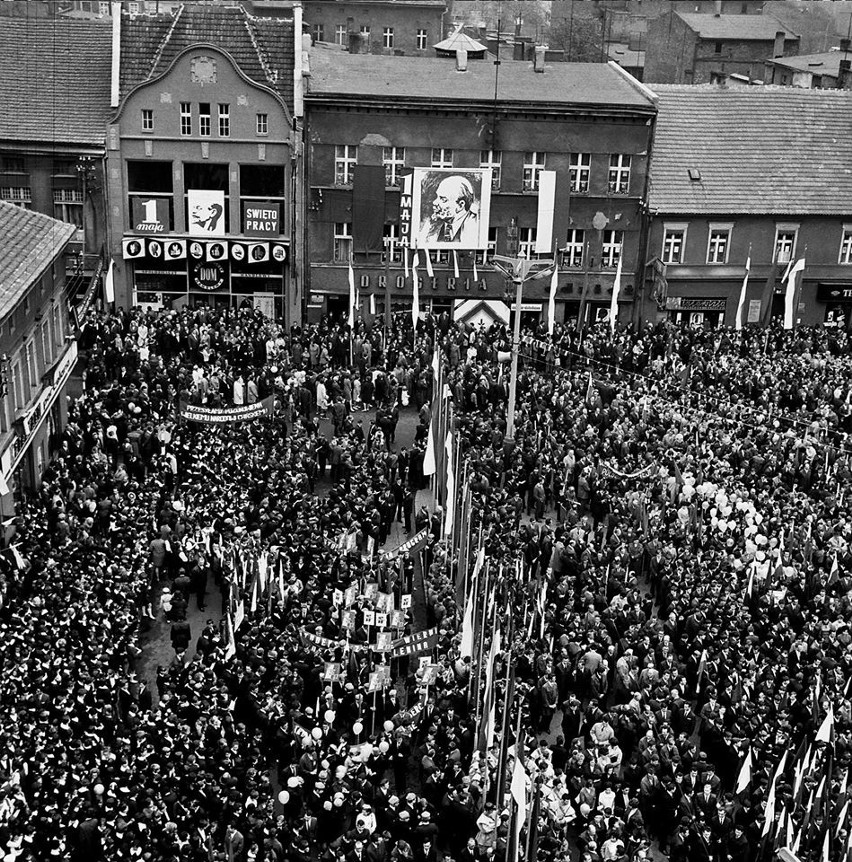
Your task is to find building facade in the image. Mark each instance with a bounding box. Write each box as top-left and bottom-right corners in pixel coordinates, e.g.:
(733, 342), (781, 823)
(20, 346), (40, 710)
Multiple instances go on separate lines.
(0, 203), (77, 513)
(105, 4), (301, 322)
(645, 85), (852, 329)
(304, 47), (657, 329)
(644, 11), (799, 84)
(0, 16), (112, 264)
(764, 43), (852, 89)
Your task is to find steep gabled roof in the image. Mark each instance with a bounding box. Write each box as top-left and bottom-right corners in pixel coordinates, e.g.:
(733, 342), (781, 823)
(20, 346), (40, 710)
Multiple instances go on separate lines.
(675, 12), (799, 41)
(120, 4), (295, 112)
(0, 203), (75, 321)
(648, 84), (852, 215)
(0, 17), (112, 146)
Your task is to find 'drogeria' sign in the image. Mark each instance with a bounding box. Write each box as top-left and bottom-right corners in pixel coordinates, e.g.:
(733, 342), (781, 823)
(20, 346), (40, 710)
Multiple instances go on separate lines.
(243, 202), (280, 237)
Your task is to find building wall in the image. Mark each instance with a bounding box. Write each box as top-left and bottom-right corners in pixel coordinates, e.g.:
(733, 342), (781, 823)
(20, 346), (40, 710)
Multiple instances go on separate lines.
(303, 1), (446, 56)
(106, 47), (296, 320)
(644, 12), (697, 83)
(691, 35), (799, 83)
(305, 98), (654, 326)
(646, 213), (852, 327)
(0, 248), (75, 514)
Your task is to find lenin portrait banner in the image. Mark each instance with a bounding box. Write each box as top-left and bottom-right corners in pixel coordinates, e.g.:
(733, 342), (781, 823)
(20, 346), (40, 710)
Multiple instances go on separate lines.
(412, 168), (492, 250)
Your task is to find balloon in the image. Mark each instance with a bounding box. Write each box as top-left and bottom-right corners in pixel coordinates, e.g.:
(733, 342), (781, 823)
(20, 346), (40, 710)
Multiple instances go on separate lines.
(324, 710), (336, 724)
(311, 727), (323, 740)
(352, 721), (363, 736)
(93, 784), (105, 796)
(383, 720), (395, 732)
(278, 790), (290, 805)
(379, 741), (390, 753)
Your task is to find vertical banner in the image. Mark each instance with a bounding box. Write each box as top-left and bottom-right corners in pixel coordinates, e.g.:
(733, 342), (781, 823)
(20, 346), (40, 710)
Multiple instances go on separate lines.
(535, 170), (557, 255)
(353, 164), (386, 253)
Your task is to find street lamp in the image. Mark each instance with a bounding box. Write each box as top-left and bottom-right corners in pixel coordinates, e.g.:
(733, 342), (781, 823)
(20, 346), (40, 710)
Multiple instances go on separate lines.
(491, 251), (555, 442)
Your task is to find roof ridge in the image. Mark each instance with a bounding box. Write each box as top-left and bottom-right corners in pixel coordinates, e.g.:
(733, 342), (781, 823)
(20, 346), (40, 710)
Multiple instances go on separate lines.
(243, 13), (277, 88)
(148, 3), (184, 83)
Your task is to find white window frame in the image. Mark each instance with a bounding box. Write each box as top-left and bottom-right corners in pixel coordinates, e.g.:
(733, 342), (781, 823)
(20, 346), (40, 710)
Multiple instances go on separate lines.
(53, 303), (63, 346)
(217, 104), (230, 138)
(523, 152), (546, 192)
(312, 23), (324, 43)
(662, 223), (688, 265)
(382, 146), (405, 188)
(840, 225), (852, 265)
(431, 148), (453, 169)
(519, 227), (540, 259)
(416, 29), (428, 50)
(41, 319), (51, 371)
(10, 359), (22, 411)
(383, 223), (403, 263)
(706, 223), (733, 265)
(608, 154), (632, 195)
(1, 186), (32, 208)
(256, 113), (268, 136)
(480, 150), (502, 190)
(333, 222), (353, 262)
(335, 24), (347, 46)
(335, 145), (357, 186)
(198, 103), (211, 137)
(180, 102), (192, 136)
(481, 226), (498, 264)
(383, 27), (394, 49)
(774, 224), (799, 265)
(570, 153), (591, 194)
(141, 108), (154, 132)
(24, 340), (37, 392)
(53, 189), (84, 228)
(563, 229), (585, 269)
(602, 230), (623, 269)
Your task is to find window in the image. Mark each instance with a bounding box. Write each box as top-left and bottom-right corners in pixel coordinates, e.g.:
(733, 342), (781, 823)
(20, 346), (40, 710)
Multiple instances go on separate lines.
(24, 341), (37, 391)
(383, 27), (394, 49)
(774, 226), (798, 264)
(609, 155), (631, 194)
(142, 108), (154, 132)
(382, 146), (405, 187)
(99, 1), (110, 14)
(360, 25), (371, 42)
(1, 187), (31, 208)
(662, 225), (687, 264)
(523, 152), (546, 191)
(840, 227), (852, 265)
(335, 24), (347, 46)
(485, 226), (498, 261)
(707, 225), (732, 264)
(217, 104), (230, 138)
(562, 229), (585, 269)
(41, 320), (52, 372)
(480, 150), (502, 189)
(180, 102), (192, 136)
(335, 145), (357, 185)
(519, 227), (539, 259)
(10, 359), (22, 411)
(256, 113), (268, 136)
(1, 156), (25, 174)
(570, 153), (591, 193)
(53, 303), (63, 347)
(334, 222), (353, 262)
(199, 103), (211, 137)
(312, 23), (325, 42)
(431, 148), (453, 169)
(52, 159), (77, 177)
(53, 189), (84, 228)
(602, 230), (623, 268)
(383, 223), (402, 263)
(714, 41), (723, 55)
(416, 29), (428, 50)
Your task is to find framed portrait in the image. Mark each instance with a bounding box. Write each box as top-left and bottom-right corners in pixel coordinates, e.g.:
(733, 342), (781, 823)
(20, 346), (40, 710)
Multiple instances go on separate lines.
(411, 167), (492, 250)
(187, 189), (226, 237)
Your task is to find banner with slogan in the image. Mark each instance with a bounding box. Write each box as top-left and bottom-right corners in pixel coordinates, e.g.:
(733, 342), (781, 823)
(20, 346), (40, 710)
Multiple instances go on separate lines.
(382, 528), (429, 560)
(179, 396), (273, 424)
(391, 626), (441, 658)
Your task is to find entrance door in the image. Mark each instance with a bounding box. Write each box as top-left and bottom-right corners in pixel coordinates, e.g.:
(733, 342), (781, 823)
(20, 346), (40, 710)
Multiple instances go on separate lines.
(327, 295), (348, 325)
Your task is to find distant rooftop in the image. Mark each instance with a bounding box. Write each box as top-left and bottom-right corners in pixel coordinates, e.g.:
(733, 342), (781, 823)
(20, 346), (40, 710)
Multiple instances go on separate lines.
(767, 49), (850, 76)
(0, 203), (75, 322)
(306, 48), (656, 111)
(675, 11), (799, 41)
(648, 84), (852, 215)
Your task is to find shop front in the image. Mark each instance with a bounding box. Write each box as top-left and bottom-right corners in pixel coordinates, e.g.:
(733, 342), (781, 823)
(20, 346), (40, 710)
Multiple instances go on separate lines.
(664, 295), (728, 328)
(816, 283), (852, 331)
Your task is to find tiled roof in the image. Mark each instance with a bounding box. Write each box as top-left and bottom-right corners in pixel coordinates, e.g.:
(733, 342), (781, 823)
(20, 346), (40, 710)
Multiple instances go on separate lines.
(767, 50), (847, 75)
(0, 17), (112, 146)
(306, 48), (656, 111)
(676, 12), (799, 41)
(0, 203), (75, 322)
(120, 4), (295, 113)
(648, 84), (852, 215)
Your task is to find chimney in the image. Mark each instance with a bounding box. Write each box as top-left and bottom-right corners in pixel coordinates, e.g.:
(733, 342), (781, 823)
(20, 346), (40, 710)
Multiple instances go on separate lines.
(840, 59), (852, 90)
(841, 38), (851, 53)
(534, 45), (546, 73)
(773, 30), (785, 59)
(456, 48), (468, 72)
(714, 0), (722, 17)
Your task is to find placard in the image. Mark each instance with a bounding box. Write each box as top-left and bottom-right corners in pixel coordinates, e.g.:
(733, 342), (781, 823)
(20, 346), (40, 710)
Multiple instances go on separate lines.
(362, 609), (375, 626)
(747, 299), (761, 323)
(243, 201), (280, 237)
(132, 197), (169, 233)
(375, 612), (388, 629)
(375, 631), (393, 652)
(401, 594), (412, 610)
(187, 189), (226, 236)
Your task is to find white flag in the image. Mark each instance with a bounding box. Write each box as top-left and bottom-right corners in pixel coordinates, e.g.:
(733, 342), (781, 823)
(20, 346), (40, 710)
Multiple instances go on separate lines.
(815, 701), (834, 744)
(460, 586), (475, 659)
(783, 258), (805, 330)
(510, 749), (528, 858)
(736, 748), (752, 794)
(443, 431), (455, 537)
(735, 255), (750, 331)
(422, 415), (436, 476)
(609, 248), (622, 333)
(547, 259), (559, 336)
(104, 258), (115, 304)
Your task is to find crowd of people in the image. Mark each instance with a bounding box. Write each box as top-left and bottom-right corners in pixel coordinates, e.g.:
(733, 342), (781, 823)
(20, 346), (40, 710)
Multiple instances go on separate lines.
(0, 303), (849, 862)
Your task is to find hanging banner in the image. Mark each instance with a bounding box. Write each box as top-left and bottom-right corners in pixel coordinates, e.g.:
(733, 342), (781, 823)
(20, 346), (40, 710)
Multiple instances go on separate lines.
(412, 167), (492, 250)
(164, 239), (186, 261)
(206, 241), (228, 263)
(132, 197), (170, 233)
(382, 528), (429, 560)
(242, 201), (280, 237)
(248, 242), (270, 263)
(179, 395), (274, 424)
(122, 238), (145, 259)
(187, 189), (226, 236)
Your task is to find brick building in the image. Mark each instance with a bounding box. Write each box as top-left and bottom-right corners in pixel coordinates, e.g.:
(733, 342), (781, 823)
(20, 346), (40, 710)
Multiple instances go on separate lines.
(644, 11), (799, 84)
(0, 16), (112, 262)
(303, 45), (656, 328)
(645, 85), (852, 329)
(105, 3), (302, 322)
(0, 203), (78, 508)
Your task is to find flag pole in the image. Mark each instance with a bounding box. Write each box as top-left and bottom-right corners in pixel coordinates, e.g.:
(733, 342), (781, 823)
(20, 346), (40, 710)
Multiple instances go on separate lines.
(494, 608), (516, 805)
(472, 562), (491, 721)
